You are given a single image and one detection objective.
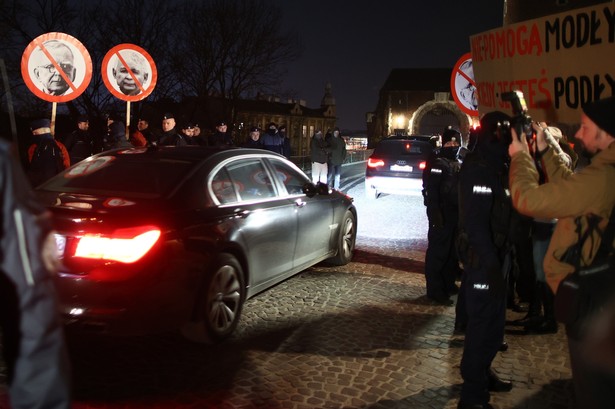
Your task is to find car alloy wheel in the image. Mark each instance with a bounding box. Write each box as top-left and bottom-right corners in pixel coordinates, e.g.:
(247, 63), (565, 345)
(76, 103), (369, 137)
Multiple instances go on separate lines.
(181, 253), (245, 343)
(328, 210), (356, 266)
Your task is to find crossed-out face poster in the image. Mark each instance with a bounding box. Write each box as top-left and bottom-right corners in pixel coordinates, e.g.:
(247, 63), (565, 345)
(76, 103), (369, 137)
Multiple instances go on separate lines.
(470, 3), (614, 124)
(21, 32), (92, 103)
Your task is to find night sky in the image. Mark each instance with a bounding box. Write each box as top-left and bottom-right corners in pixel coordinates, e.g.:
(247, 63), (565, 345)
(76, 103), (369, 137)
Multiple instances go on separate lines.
(273, 0), (504, 130)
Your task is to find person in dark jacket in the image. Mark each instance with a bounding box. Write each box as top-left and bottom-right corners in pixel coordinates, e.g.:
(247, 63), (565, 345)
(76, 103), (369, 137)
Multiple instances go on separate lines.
(1, 138), (72, 408)
(279, 124), (291, 159)
(208, 121), (233, 147)
(327, 127), (347, 189)
(62, 114), (94, 165)
(179, 122), (197, 145)
(243, 126), (263, 148)
(261, 122), (284, 154)
(422, 127), (462, 306)
(26, 119), (70, 187)
(310, 130), (329, 184)
(457, 111), (515, 409)
(108, 121), (132, 149)
(159, 113), (189, 147)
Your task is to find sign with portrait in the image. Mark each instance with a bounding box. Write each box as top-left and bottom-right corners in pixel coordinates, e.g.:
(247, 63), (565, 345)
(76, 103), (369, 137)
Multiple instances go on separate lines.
(21, 32), (93, 103)
(102, 44), (157, 102)
(450, 53), (478, 116)
(470, 3), (615, 124)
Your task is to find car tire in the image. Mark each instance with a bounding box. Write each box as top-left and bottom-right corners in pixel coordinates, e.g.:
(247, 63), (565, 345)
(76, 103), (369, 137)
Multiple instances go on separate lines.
(181, 253), (246, 344)
(327, 210), (356, 266)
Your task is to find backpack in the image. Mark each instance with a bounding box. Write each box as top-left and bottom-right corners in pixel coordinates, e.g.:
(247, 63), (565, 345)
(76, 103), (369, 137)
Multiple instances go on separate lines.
(555, 210), (615, 340)
(28, 139), (66, 187)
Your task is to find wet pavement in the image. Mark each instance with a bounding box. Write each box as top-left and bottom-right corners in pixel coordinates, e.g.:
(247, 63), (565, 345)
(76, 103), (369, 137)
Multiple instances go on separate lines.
(0, 185), (575, 409)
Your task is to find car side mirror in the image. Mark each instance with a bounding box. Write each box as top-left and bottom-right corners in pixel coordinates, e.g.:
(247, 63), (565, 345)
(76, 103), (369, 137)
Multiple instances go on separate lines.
(302, 182), (331, 197)
(316, 182), (331, 195)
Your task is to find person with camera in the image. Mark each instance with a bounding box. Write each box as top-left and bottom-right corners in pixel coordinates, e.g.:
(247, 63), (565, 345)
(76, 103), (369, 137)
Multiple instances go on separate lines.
(508, 96), (615, 408)
(456, 111), (516, 409)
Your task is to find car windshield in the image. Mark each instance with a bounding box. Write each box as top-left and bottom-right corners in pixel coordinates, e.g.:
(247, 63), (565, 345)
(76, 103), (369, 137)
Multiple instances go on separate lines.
(38, 155), (194, 198)
(373, 140), (432, 156)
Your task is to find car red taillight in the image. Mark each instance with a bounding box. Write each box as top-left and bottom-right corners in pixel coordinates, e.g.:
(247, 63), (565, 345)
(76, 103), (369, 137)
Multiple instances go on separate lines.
(419, 161), (427, 170)
(74, 226), (161, 263)
(367, 158), (385, 168)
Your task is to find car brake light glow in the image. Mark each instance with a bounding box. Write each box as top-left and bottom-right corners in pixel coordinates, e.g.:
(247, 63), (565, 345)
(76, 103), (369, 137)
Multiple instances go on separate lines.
(367, 158), (385, 168)
(419, 161), (427, 170)
(74, 226), (161, 263)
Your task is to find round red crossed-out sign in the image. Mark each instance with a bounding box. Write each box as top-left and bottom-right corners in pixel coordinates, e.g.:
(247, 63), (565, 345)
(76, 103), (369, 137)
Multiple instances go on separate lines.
(102, 44), (157, 102)
(450, 53), (479, 117)
(21, 32), (93, 103)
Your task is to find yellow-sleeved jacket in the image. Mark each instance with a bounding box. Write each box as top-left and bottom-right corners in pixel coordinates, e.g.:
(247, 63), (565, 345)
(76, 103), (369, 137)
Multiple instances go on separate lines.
(509, 142), (615, 293)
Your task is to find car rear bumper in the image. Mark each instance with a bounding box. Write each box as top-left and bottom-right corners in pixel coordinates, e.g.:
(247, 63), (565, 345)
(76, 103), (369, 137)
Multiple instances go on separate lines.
(54, 256), (203, 336)
(365, 176), (423, 196)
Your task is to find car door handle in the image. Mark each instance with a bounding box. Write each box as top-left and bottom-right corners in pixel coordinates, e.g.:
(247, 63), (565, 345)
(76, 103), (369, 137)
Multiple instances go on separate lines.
(295, 199), (307, 207)
(232, 209), (251, 218)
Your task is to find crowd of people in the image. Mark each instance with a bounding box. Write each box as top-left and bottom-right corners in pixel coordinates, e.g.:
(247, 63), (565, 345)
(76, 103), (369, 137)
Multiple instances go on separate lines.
(19, 112), (352, 193)
(421, 96), (615, 409)
(5, 94), (614, 408)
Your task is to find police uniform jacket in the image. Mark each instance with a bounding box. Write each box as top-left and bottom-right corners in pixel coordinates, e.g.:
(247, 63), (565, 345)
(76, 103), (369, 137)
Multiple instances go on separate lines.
(458, 144), (512, 296)
(509, 141), (615, 293)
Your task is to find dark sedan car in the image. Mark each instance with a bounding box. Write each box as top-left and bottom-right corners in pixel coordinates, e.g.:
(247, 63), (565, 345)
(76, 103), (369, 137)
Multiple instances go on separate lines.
(37, 146), (357, 342)
(364, 135), (437, 199)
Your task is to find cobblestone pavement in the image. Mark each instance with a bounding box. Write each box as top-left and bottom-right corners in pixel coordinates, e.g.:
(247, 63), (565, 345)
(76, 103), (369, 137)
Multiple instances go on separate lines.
(0, 235), (574, 409)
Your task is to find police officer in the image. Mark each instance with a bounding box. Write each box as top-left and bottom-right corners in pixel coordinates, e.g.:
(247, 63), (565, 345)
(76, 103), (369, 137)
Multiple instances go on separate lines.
(1, 138), (72, 408)
(457, 111), (515, 409)
(62, 114), (94, 164)
(209, 121), (234, 147)
(159, 113), (189, 146)
(422, 127), (463, 305)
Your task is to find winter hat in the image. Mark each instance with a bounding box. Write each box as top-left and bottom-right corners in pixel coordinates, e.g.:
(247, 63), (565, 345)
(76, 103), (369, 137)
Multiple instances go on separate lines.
(583, 96), (615, 136)
(30, 118), (51, 131)
(249, 126), (260, 133)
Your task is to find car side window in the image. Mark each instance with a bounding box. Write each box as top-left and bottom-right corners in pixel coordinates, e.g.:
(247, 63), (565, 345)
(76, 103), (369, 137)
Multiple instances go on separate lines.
(211, 167), (239, 204)
(226, 159), (276, 202)
(268, 159), (309, 196)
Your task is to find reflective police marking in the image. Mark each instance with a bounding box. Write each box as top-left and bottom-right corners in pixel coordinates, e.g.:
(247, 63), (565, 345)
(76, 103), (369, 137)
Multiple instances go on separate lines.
(430, 168), (443, 174)
(473, 283), (490, 290)
(472, 185), (492, 194)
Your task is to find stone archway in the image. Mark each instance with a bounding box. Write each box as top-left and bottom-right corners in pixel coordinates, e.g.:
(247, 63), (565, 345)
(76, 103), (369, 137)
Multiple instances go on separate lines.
(411, 101), (469, 136)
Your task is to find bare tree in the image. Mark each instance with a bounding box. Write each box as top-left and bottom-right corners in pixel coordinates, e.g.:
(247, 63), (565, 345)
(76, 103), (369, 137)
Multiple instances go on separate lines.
(0, 0), (303, 129)
(177, 0), (302, 100)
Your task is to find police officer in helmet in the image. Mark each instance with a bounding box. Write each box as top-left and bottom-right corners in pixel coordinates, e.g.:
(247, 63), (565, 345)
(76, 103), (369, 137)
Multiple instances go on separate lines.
(457, 111), (515, 409)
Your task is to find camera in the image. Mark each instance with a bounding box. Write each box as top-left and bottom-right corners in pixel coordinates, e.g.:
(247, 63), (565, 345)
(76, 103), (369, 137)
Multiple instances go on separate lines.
(501, 90), (533, 142)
